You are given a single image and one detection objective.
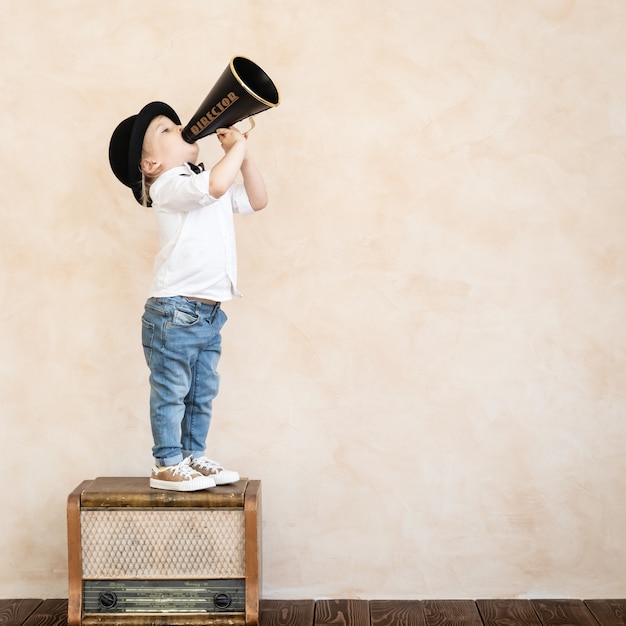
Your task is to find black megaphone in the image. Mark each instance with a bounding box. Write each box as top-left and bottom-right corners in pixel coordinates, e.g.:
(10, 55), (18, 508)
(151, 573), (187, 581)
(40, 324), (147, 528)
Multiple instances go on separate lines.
(182, 56), (280, 143)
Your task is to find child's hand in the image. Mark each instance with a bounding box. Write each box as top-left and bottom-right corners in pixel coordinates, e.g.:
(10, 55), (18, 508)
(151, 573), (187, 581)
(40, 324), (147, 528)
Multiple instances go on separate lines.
(208, 127), (249, 198)
(216, 127), (246, 152)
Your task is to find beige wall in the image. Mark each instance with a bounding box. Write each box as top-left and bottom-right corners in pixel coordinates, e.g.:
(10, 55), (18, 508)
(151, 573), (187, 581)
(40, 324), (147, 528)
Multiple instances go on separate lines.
(1, 0), (625, 600)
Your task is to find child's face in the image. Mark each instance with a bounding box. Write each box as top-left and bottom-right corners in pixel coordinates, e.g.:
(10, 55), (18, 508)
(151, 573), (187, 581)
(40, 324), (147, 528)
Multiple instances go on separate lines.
(141, 115), (199, 175)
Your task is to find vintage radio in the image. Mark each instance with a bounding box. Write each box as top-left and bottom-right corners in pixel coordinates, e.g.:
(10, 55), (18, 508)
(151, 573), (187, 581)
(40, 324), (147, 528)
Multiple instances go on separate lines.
(67, 477), (261, 626)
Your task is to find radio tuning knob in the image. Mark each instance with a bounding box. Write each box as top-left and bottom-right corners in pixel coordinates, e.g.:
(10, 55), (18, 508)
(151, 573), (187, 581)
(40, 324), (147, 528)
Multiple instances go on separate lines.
(214, 593), (232, 609)
(98, 591), (118, 609)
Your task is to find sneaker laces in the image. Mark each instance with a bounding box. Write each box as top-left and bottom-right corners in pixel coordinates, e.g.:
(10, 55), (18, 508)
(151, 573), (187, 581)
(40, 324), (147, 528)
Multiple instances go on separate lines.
(171, 457), (200, 478)
(192, 456), (224, 472)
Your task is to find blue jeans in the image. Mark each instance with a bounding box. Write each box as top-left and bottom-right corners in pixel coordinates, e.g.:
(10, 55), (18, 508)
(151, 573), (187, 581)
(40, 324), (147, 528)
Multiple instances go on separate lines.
(141, 296), (227, 466)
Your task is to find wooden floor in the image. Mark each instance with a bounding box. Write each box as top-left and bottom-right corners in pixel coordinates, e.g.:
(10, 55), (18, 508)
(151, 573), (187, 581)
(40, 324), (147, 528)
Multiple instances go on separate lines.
(2, 598), (626, 626)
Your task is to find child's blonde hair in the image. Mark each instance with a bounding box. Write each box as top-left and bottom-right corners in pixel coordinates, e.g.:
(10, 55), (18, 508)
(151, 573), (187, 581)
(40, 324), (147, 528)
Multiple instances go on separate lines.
(140, 170), (155, 207)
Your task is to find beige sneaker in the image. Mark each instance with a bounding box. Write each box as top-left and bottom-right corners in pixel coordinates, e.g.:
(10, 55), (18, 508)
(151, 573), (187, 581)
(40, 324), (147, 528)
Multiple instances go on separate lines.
(190, 456), (240, 486)
(150, 457), (216, 491)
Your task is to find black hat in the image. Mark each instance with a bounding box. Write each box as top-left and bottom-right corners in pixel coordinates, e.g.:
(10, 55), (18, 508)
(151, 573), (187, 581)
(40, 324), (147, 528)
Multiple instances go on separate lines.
(108, 101), (181, 204)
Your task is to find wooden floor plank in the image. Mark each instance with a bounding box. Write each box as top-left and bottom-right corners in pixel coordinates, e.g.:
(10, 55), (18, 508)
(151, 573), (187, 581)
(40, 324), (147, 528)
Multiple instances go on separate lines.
(370, 600), (427, 626)
(260, 600), (316, 626)
(0, 599), (43, 626)
(20, 599), (67, 626)
(422, 600), (483, 626)
(314, 600), (370, 626)
(3, 598), (626, 626)
(585, 599), (626, 626)
(477, 599), (543, 626)
(531, 599), (600, 626)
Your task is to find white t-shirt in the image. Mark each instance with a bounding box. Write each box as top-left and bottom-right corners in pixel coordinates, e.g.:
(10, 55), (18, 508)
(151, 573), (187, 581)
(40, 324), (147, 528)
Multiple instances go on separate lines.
(147, 163), (254, 302)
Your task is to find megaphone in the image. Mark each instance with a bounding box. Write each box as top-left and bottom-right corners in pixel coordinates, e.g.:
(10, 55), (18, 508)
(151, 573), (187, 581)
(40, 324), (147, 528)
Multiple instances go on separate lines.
(182, 56), (280, 143)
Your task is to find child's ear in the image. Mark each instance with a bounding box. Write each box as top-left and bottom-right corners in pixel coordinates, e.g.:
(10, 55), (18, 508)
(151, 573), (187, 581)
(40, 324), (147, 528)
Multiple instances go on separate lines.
(141, 158), (159, 176)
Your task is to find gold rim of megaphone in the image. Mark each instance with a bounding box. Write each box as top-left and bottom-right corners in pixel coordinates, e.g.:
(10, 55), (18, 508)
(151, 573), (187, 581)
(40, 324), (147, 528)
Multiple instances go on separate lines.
(229, 56), (280, 109)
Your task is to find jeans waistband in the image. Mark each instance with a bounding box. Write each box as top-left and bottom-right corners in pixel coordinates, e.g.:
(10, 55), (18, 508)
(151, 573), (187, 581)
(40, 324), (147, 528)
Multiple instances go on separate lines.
(148, 296), (221, 312)
(183, 296), (220, 306)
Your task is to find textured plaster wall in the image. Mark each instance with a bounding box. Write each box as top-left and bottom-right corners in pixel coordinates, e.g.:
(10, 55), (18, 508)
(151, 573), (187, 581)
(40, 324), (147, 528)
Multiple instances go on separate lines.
(1, 0), (625, 600)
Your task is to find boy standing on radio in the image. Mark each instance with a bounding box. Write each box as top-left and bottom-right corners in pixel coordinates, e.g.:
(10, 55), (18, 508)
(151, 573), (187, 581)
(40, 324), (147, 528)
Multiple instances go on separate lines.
(108, 101), (267, 491)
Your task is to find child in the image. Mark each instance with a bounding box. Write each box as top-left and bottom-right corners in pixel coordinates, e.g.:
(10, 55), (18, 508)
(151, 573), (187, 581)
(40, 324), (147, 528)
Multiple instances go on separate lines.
(108, 101), (267, 491)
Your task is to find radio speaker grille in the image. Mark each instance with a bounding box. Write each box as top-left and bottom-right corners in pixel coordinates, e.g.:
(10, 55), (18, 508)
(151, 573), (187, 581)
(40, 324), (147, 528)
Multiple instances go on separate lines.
(81, 509), (245, 579)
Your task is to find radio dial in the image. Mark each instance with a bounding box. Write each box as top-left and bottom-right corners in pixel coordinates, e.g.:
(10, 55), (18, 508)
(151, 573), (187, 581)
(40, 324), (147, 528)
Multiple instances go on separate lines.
(214, 593), (232, 609)
(98, 591), (118, 609)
